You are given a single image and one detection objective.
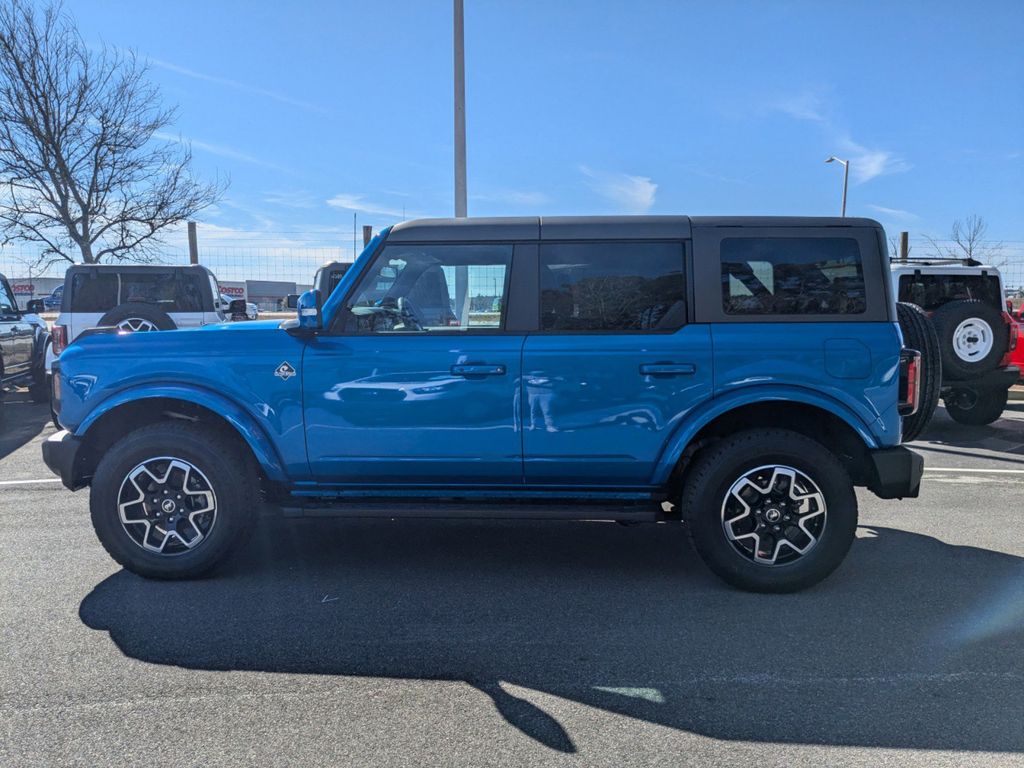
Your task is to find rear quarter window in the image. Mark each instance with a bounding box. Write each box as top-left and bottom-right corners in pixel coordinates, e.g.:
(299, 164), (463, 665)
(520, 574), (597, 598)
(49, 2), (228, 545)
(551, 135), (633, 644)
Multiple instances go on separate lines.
(721, 237), (865, 315)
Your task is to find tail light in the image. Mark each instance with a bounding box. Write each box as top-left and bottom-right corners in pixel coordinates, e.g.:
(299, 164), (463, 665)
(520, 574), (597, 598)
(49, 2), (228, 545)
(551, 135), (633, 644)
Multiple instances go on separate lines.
(51, 324), (68, 355)
(1006, 312), (1019, 352)
(898, 349), (921, 417)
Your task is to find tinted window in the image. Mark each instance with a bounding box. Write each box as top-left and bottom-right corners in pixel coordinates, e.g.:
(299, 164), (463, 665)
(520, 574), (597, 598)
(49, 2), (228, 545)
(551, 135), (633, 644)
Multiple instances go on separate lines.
(897, 273), (1002, 312)
(540, 242), (686, 332)
(70, 270), (207, 312)
(343, 244), (511, 333)
(0, 279), (17, 315)
(69, 272), (118, 312)
(721, 238), (865, 315)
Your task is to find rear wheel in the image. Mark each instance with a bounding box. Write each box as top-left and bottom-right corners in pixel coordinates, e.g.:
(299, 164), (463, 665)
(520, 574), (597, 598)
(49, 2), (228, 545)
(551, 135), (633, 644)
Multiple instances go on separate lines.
(682, 429), (858, 593)
(896, 302), (941, 442)
(944, 386), (1008, 426)
(89, 422), (257, 579)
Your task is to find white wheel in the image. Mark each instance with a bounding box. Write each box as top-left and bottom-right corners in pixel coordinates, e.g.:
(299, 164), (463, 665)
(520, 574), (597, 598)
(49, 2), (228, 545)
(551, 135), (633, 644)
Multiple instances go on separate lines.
(952, 318), (994, 363)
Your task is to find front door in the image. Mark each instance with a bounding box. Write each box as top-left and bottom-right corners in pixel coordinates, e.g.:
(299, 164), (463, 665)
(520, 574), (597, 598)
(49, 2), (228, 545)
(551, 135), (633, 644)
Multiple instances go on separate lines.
(303, 241), (523, 485)
(522, 241), (713, 486)
(0, 278), (32, 374)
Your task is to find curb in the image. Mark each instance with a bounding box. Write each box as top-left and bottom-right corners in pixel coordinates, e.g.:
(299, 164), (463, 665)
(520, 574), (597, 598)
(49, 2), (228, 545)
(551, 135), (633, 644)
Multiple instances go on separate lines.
(1010, 386), (1024, 402)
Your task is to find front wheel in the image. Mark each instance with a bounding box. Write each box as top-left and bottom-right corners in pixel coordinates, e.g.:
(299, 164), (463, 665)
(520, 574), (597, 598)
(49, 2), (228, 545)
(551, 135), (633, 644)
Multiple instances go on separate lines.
(682, 429), (858, 593)
(944, 386), (1008, 426)
(89, 422), (257, 579)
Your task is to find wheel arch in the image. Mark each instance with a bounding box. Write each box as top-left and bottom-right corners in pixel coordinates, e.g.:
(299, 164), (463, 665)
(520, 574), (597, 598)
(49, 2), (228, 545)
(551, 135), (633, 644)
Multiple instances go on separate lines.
(76, 388), (287, 487)
(655, 389), (881, 492)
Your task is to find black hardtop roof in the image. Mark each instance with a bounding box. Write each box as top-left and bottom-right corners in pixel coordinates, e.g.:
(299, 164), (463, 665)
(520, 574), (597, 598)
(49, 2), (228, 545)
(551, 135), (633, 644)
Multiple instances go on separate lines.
(387, 215), (882, 242)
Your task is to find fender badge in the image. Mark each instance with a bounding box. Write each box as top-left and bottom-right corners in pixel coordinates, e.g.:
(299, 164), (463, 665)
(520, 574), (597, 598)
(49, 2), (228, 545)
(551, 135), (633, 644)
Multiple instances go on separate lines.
(275, 361), (297, 381)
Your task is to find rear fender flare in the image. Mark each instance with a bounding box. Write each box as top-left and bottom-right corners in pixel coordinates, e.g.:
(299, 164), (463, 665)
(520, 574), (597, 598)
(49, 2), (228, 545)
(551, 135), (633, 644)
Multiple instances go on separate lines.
(651, 385), (880, 485)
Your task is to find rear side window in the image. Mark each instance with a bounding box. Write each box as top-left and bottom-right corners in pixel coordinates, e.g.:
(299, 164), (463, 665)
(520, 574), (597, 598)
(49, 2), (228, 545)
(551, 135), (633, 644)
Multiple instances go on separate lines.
(897, 273), (1002, 312)
(721, 238), (865, 315)
(540, 242), (686, 332)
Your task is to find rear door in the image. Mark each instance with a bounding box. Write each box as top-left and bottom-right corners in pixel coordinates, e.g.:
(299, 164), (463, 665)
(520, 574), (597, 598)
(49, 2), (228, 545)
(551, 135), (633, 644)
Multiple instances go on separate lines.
(303, 241), (525, 484)
(521, 240), (713, 486)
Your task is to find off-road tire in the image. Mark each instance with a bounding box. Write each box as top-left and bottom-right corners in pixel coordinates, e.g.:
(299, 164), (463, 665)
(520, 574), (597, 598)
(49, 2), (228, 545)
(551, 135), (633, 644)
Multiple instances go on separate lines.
(90, 421), (257, 579)
(931, 299), (1007, 380)
(98, 303), (177, 332)
(944, 386), (1009, 426)
(896, 302), (941, 442)
(682, 429), (858, 593)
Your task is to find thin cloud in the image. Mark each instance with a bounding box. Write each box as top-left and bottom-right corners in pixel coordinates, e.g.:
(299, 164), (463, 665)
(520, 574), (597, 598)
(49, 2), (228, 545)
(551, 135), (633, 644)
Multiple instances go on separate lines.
(866, 204), (918, 221)
(580, 166), (657, 213)
(148, 57), (326, 113)
(262, 190), (318, 209)
(768, 91), (910, 185)
(837, 137), (911, 184)
(326, 193), (414, 219)
(154, 130), (287, 171)
(771, 91), (827, 123)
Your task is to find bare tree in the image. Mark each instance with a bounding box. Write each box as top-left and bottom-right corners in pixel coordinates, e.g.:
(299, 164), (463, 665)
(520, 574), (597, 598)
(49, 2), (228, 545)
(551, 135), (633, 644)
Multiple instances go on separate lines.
(0, 0), (223, 265)
(925, 215), (1005, 266)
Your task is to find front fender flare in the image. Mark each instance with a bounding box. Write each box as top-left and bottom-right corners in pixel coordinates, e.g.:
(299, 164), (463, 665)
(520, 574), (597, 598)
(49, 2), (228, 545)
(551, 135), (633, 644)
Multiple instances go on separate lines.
(77, 384), (288, 483)
(651, 386), (881, 485)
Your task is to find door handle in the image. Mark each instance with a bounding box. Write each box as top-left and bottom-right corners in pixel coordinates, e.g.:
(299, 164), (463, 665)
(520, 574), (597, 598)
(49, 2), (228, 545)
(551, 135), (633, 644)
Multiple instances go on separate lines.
(451, 363), (506, 377)
(639, 363), (696, 376)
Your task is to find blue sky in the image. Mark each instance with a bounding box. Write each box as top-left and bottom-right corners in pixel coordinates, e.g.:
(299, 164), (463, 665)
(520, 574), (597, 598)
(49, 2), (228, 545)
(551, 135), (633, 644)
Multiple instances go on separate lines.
(64, 0), (1023, 258)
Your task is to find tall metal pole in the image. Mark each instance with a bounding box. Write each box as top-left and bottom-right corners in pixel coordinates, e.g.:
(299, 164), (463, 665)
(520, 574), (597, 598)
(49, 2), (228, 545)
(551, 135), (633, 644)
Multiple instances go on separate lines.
(840, 162), (849, 218)
(453, 0), (467, 218)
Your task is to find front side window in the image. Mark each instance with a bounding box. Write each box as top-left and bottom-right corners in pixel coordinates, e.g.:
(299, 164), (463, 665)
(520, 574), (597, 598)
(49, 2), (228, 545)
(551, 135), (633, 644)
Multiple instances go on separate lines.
(721, 237), (865, 315)
(0, 279), (18, 315)
(342, 244), (512, 333)
(540, 242), (686, 332)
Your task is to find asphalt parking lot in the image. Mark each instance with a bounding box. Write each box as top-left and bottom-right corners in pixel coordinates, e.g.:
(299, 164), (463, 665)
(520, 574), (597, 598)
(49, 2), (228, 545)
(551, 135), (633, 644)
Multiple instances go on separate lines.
(1, 393), (1022, 767)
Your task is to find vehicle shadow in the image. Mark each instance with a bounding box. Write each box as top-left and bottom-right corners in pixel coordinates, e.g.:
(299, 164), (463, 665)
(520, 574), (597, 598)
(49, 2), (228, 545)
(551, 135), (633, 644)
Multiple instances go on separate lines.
(0, 392), (51, 461)
(914, 404), (1024, 459)
(79, 518), (1024, 754)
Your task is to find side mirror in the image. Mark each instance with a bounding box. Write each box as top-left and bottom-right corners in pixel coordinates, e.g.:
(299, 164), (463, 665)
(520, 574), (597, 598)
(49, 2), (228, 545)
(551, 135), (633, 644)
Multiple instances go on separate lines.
(26, 299), (44, 314)
(285, 294), (300, 310)
(296, 289), (322, 331)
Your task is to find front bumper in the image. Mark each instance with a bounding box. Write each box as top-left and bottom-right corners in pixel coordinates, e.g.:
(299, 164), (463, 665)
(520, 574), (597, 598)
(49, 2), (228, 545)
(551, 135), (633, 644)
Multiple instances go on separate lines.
(867, 446), (923, 500)
(41, 430), (86, 491)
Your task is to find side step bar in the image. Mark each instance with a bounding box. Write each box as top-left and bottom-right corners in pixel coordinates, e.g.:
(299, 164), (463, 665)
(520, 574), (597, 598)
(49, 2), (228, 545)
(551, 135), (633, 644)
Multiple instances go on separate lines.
(279, 499), (673, 522)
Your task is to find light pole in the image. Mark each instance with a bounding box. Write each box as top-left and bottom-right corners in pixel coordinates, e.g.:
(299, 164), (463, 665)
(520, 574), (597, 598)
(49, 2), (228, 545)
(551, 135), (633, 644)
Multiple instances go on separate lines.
(453, 0), (467, 218)
(825, 156), (849, 217)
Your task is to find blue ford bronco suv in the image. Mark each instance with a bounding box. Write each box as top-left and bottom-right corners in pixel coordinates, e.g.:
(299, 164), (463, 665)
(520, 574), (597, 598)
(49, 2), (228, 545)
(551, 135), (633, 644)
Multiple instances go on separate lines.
(43, 216), (924, 592)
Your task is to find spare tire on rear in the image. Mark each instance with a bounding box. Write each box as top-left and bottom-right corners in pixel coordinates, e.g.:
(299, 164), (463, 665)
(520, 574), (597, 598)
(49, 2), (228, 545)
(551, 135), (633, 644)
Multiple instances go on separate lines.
(930, 299), (1007, 380)
(98, 303), (176, 333)
(896, 302), (941, 442)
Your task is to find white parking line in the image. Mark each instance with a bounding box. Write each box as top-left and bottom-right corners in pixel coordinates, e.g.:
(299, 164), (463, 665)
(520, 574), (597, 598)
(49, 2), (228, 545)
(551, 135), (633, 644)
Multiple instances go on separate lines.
(923, 467), (1024, 474)
(0, 478), (62, 486)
